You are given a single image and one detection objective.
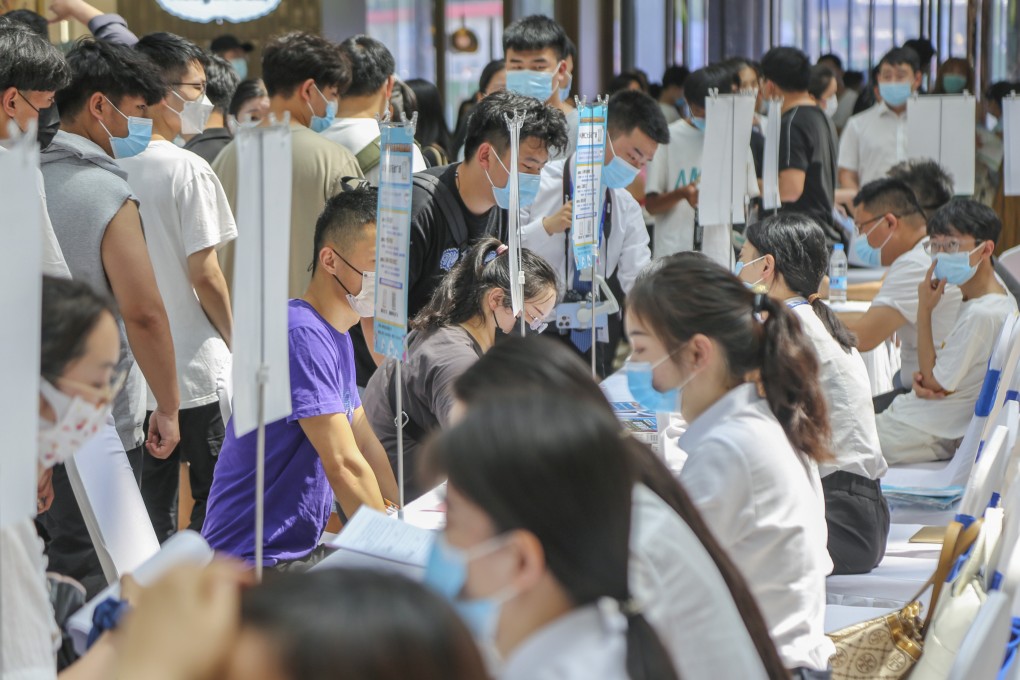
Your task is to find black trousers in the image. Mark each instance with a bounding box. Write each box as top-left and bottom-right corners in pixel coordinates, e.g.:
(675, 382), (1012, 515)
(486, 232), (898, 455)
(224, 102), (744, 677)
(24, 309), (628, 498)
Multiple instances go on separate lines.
(823, 471), (891, 575)
(139, 402), (224, 542)
(873, 386), (910, 413)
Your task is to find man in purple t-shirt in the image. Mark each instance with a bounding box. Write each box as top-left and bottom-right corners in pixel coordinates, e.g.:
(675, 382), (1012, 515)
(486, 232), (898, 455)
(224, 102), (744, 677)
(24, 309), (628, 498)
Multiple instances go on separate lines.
(203, 186), (399, 570)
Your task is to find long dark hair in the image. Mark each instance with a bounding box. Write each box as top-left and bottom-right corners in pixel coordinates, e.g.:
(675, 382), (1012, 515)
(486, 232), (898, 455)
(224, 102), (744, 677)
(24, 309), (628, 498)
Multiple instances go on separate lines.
(41, 276), (116, 383)
(242, 569), (489, 680)
(411, 238), (558, 332)
(406, 78), (452, 154)
(745, 213), (857, 352)
(450, 336), (790, 679)
(428, 394), (679, 680)
(628, 252), (832, 462)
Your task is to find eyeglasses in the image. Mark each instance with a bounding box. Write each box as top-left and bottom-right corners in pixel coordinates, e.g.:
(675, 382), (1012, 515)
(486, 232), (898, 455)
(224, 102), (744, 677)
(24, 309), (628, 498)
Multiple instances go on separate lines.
(853, 215), (887, 236)
(57, 366), (128, 405)
(923, 239), (984, 255)
(173, 81), (207, 95)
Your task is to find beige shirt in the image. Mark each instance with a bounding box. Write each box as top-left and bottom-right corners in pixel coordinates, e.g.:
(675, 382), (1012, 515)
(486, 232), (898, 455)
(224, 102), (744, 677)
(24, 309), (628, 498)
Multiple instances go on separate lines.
(212, 123), (363, 298)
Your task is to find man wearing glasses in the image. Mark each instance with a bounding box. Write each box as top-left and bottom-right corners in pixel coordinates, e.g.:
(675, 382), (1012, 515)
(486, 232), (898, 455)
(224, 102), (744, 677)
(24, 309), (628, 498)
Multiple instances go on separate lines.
(876, 200), (1017, 464)
(846, 178), (963, 411)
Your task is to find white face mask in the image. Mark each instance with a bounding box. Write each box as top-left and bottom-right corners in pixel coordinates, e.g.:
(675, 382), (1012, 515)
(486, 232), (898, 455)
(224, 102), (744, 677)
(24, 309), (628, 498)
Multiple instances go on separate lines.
(347, 271), (375, 318)
(171, 90), (214, 135)
(824, 94), (839, 117)
(38, 381), (110, 468)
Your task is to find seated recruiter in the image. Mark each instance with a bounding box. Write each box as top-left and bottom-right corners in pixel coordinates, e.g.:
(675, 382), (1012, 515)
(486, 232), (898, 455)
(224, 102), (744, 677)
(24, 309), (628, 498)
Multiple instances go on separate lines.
(646, 65), (760, 263)
(450, 336), (788, 678)
(877, 200), (1018, 465)
(626, 254), (835, 673)
(737, 214), (889, 575)
(202, 187), (399, 571)
(520, 90), (662, 377)
(362, 239), (558, 502)
(422, 394), (680, 680)
(843, 178), (962, 408)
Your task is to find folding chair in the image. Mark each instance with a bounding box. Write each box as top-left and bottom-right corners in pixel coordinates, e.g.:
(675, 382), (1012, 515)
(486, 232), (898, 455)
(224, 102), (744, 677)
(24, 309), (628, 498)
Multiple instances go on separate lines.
(946, 590), (1013, 680)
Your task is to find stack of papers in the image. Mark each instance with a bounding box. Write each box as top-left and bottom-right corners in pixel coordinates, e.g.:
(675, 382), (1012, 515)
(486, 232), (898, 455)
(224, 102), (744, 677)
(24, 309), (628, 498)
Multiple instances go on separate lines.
(314, 507), (436, 580)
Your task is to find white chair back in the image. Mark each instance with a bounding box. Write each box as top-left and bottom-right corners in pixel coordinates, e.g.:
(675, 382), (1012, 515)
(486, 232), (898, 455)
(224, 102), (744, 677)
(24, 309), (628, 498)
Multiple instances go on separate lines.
(961, 424), (1012, 519)
(947, 590), (1014, 680)
(1000, 246), (1020, 283)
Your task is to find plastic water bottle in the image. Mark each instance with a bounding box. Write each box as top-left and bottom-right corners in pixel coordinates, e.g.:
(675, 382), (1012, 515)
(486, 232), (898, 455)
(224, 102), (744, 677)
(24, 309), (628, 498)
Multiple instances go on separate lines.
(829, 244), (848, 304)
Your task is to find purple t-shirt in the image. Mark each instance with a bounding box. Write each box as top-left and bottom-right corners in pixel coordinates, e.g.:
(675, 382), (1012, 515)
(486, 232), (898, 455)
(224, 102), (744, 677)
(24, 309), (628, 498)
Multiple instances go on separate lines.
(202, 299), (361, 565)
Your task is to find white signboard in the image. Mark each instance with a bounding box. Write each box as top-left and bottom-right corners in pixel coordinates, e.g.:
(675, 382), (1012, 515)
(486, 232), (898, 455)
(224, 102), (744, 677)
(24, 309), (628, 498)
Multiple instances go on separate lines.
(155, 0), (281, 24)
(907, 94), (976, 195)
(700, 92), (756, 226)
(1003, 95), (1020, 196)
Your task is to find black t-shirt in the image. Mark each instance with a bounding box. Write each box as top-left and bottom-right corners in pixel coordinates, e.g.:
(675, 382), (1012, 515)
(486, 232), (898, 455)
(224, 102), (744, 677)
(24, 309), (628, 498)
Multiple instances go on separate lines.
(182, 128), (232, 166)
(778, 105), (842, 246)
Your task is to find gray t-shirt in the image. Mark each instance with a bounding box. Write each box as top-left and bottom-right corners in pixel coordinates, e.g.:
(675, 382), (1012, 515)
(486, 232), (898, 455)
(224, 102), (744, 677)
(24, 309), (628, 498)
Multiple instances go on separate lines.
(363, 325), (483, 501)
(41, 131), (147, 451)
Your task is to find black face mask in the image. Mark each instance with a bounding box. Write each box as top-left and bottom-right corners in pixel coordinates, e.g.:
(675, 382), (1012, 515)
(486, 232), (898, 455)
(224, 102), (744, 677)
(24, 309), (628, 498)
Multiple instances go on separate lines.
(36, 104), (61, 151)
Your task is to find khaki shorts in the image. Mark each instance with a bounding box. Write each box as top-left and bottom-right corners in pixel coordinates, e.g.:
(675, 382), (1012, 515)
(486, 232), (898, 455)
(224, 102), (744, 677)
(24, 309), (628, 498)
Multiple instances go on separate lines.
(876, 412), (961, 465)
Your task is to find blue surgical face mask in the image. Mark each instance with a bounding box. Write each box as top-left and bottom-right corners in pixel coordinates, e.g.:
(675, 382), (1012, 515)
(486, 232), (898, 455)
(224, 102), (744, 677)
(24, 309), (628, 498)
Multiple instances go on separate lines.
(309, 84), (337, 133)
(933, 244), (984, 285)
(230, 57), (248, 81)
(942, 74), (967, 94)
(853, 217), (892, 268)
(505, 69), (556, 102)
(691, 117), (706, 131)
(734, 254), (766, 280)
(625, 353), (679, 413)
(486, 151), (540, 209)
(879, 81), (913, 107)
(603, 136), (640, 189)
(559, 73), (572, 103)
(98, 96), (152, 159)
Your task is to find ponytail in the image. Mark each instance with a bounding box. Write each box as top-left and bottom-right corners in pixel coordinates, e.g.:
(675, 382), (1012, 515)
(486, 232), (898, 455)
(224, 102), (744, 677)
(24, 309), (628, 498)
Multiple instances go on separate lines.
(624, 608), (680, 680)
(809, 297), (857, 352)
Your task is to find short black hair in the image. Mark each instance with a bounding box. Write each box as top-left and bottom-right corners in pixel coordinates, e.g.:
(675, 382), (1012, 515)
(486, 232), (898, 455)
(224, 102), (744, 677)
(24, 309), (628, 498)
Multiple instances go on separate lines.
(478, 59), (505, 93)
(879, 47), (921, 73)
(339, 35), (395, 97)
(134, 32), (208, 84)
(57, 39), (167, 118)
(312, 185), (378, 272)
(928, 199), (1001, 244)
(761, 46), (811, 92)
(41, 276), (116, 384)
(853, 177), (925, 219)
(228, 77), (267, 118)
(843, 70), (865, 89)
(607, 71), (643, 95)
(818, 53), (844, 72)
(463, 90), (568, 161)
(985, 81), (1016, 110)
(203, 54), (240, 112)
(662, 65), (689, 89)
(0, 19), (70, 92)
(684, 64), (739, 109)
(887, 159), (954, 217)
(502, 15), (568, 61)
(608, 90), (669, 144)
(903, 38), (936, 66)
(261, 32), (350, 98)
(808, 64), (836, 100)
(5, 9), (47, 38)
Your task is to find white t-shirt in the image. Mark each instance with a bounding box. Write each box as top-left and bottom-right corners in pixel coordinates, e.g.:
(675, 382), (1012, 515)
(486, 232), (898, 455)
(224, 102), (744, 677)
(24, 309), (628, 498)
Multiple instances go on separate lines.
(790, 301), (887, 479)
(871, 237), (963, 387)
(646, 118), (759, 265)
(117, 141), (236, 409)
(883, 292), (1018, 439)
(321, 117), (427, 185)
(0, 146), (69, 278)
(838, 102), (908, 186)
(678, 383), (834, 671)
(658, 101), (681, 125)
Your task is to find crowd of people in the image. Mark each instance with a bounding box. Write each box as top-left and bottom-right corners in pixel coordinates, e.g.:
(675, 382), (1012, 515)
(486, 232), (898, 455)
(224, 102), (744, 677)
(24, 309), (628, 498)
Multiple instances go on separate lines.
(2, 2), (1019, 679)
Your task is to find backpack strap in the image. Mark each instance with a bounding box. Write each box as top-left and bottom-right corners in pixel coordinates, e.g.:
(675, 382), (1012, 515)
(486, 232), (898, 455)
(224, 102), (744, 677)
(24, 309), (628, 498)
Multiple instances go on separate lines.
(355, 135), (382, 175)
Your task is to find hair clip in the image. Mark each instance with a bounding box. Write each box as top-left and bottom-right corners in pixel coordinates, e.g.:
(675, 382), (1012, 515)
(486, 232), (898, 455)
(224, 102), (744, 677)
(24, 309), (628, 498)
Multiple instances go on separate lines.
(484, 244), (509, 265)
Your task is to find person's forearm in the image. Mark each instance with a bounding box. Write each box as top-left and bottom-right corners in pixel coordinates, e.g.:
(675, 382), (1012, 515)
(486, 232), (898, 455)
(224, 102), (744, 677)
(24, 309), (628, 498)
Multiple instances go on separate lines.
(645, 189), (684, 215)
(67, 0), (104, 24)
(325, 457), (386, 517)
(838, 168), (860, 192)
(359, 434), (399, 503)
(124, 310), (180, 413)
(60, 634), (117, 680)
(194, 273), (233, 350)
(916, 311), (939, 385)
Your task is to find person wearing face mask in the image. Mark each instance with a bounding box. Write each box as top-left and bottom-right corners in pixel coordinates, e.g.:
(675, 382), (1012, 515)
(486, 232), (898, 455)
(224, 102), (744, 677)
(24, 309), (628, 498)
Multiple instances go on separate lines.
(520, 90), (661, 376)
(808, 64), (840, 142)
(202, 187), (398, 571)
(209, 34), (253, 80)
(38, 38), (182, 594)
(321, 36), (427, 184)
(876, 200), (1017, 464)
(624, 253), (835, 673)
(837, 48), (921, 198)
(0, 20), (71, 279)
(656, 65), (689, 125)
(182, 55), (240, 164)
(422, 394), (680, 680)
(844, 179), (962, 407)
(736, 215), (889, 575)
(363, 239), (558, 502)
(116, 33), (237, 543)
(502, 15), (579, 159)
(212, 32), (363, 302)
(646, 66), (760, 262)
(932, 57), (973, 95)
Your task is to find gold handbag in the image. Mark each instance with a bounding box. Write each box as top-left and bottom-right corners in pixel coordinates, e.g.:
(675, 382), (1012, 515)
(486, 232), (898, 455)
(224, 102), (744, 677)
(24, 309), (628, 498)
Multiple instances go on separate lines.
(827, 520), (983, 680)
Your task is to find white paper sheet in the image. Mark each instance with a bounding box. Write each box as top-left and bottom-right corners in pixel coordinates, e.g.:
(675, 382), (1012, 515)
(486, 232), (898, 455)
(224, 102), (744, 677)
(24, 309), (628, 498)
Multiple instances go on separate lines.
(762, 99), (783, 210)
(505, 111), (525, 316)
(231, 121), (293, 437)
(907, 95), (976, 195)
(700, 93), (756, 226)
(1004, 96), (1020, 196)
(315, 507), (436, 579)
(0, 127), (43, 528)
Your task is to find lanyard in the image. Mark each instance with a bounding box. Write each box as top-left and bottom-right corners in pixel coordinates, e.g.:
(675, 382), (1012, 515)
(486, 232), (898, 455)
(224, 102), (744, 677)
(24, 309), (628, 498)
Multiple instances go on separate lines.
(786, 297), (808, 309)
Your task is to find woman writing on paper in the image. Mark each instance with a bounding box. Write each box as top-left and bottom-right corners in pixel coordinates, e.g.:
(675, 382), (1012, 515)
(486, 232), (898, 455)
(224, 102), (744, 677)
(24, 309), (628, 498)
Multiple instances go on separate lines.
(363, 237), (558, 502)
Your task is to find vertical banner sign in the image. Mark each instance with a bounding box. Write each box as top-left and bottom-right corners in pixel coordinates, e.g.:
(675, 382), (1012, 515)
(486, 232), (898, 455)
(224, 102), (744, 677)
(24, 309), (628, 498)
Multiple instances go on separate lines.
(571, 101), (608, 271)
(907, 94), (976, 195)
(0, 123), (42, 528)
(374, 121), (416, 359)
(762, 98), (783, 211)
(700, 92), (756, 226)
(1003, 94), (1020, 196)
(504, 111), (526, 318)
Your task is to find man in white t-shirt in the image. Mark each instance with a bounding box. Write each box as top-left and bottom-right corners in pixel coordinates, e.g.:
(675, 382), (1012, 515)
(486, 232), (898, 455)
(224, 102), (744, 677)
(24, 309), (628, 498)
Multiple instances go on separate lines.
(878, 200), (1018, 464)
(646, 65), (759, 265)
(322, 35), (426, 184)
(845, 178), (962, 402)
(122, 33), (237, 540)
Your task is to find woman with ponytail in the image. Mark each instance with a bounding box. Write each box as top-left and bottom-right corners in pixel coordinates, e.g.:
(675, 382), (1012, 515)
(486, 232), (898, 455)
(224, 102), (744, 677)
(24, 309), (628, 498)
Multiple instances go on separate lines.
(423, 393), (678, 680)
(363, 237), (557, 502)
(738, 214), (889, 576)
(625, 252), (835, 674)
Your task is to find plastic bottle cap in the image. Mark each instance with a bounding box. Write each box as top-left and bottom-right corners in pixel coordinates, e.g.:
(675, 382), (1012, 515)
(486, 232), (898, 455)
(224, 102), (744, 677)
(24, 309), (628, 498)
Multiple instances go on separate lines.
(834, 244), (844, 250)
